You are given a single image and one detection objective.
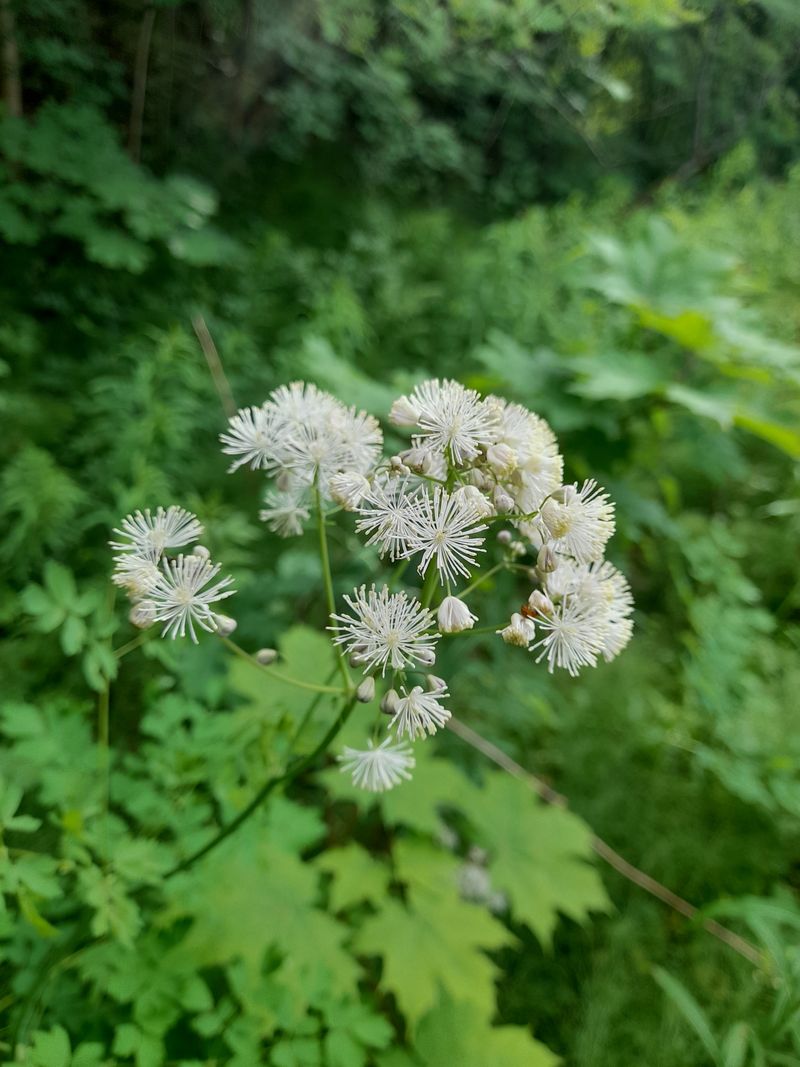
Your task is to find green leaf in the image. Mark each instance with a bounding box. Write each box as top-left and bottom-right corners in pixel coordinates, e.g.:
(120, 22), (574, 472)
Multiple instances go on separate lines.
(60, 613), (87, 656)
(465, 774), (609, 945)
(413, 997), (558, 1067)
(316, 843), (391, 912)
(354, 841), (515, 1028)
(653, 966), (720, 1062)
(28, 1026), (71, 1067)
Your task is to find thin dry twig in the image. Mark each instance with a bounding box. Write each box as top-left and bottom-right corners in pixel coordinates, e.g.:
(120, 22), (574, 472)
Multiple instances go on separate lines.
(191, 315), (237, 418)
(447, 716), (762, 966)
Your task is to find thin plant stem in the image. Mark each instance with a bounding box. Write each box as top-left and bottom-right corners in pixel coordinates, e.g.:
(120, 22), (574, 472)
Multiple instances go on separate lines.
(420, 564), (439, 609)
(289, 664), (339, 746)
(447, 716), (762, 967)
(113, 631), (150, 658)
(460, 561), (506, 599)
(219, 635), (344, 695)
(314, 483), (352, 691)
(165, 692), (360, 877)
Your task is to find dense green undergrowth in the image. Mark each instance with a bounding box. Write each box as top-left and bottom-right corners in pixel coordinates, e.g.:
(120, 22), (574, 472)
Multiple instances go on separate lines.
(2, 1), (800, 1064)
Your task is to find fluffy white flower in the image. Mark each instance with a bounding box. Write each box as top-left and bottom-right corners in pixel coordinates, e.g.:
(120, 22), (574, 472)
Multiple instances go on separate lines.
(398, 379), (498, 466)
(531, 596), (607, 676)
(224, 382), (382, 500)
(259, 487), (310, 538)
(451, 484), (495, 519)
(497, 612), (536, 647)
(338, 737), (415, 792)
(390, 684), (451, 739)
(389, 395), (422, 428)
(329, 584), (439, 675)
(437, 595), (477, 633)
(355, 476), (423, 561)
(110, 507), (203, 562)
(537, 480), (615, 563)
(111, 554), (161, 597)
(329, 472), (370, 510)
(400, 486), (487, 584)
(148, 554), (235, 643)
(545, 559), (634, 662)
(219, 405), (275, 472)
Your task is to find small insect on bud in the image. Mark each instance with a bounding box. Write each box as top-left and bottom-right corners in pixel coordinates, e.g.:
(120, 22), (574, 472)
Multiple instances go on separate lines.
(437, 595), (477, 634)
(416, 647), (437, 667)
(496, 529), (512, 546)
(192, 545), (211, 561)
(256, 647), (278, 666)
(486, 443), (517, 476)
(329, 472), (370, 511)
(214, 614), (238, 637)
(493, 486), (515, 514)
(426, 674), (448, 693)
(380, 688), (400, 716)
(356, 677), (376, 704)
(129, 601), (156, 629)
(497, 612), (536, 648)
(389, 395), (420, 428)
(537, 544), (559, 573)
(527, 590), (554, 617)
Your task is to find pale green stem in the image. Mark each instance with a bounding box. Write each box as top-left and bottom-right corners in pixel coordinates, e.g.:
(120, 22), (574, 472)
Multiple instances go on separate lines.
(113, 631), (150, 658)
(459, 561), (506, 599)
(219, 635), (345, 695)
(313, 483), (353, 691)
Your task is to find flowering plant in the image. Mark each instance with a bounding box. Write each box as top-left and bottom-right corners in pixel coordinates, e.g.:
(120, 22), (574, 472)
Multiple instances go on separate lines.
(112, 378), (633, 798)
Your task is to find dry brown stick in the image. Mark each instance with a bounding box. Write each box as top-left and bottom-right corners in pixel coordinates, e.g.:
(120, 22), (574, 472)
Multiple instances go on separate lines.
(0, 0), (23, 118)
(447, 716), (762, 966)
(192, 315), (237, 418)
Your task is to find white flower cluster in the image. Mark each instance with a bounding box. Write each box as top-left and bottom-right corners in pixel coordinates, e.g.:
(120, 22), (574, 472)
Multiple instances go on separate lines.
(110, 506), (235, 643)
(220, 382), (382, 537)
(326, 378), (633, 792)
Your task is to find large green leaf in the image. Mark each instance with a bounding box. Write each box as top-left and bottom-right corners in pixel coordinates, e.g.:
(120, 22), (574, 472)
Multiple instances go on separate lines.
(413, 997), (558, 1067)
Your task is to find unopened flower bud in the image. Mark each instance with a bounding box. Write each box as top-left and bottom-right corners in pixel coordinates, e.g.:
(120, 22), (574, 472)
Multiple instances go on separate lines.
(389, 395), (420, 428)
(416, 647), (437, 666)
(256, 647), (278, 665)
(527, 590), (554, 617)
(380, 688), (400, 716)
(493, 486), (515, 514)
(437, 595), (477, 634)
(537, 544), (558, 573)
(509, 540), (526, 558)
(192, 545), (211, 561)
(466, 469), (490, 490)
(426, 674), (448, 693)
(276, 470), (293, 492)
(486, 443), (517, 476)
(329, 472), (370, 510)
(452, 484), (494, 519)
(129, 601), (156, 629)
(356, 677), (376, 703)
(496, 529), (512, 545)
(497, 612), (535, 648)
(214, 614), (238, 637)
(389, 456), (411, 475)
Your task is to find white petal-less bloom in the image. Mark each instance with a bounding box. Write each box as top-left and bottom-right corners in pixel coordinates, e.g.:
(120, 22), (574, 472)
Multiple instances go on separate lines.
(111, 554), (161, 598)
(537, 480), (615, 563)
(400, 486), (487, 584)
(259, 486), (311, 538)
(219, 405), (276, 472)
(437, 595), (477, 633)
(398, 379), (499, 466)
(110, 506), (204, 562)
(545, 559), (634, 663)
(531, 596), (607, 676)
(497, 612), (536, 648)
(329, 472), (370, 511)
(338, 737), (415, 792)
(355, 476), (424, 561)
(451, 484), (495, 519)
(329, 584), (439, 675)
(390, 685), (451, 739)
(148, 554), (235, 643)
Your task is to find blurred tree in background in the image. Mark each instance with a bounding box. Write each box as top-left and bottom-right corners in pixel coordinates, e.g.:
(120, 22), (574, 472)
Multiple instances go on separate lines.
(1, 1), (800, 1065)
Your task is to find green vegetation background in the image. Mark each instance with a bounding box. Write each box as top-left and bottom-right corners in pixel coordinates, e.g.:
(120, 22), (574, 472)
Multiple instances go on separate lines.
(1, 1), (800, 1064)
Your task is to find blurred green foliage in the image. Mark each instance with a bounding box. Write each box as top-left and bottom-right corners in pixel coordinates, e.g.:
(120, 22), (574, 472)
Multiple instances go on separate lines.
(2, 0), (800, 1064)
